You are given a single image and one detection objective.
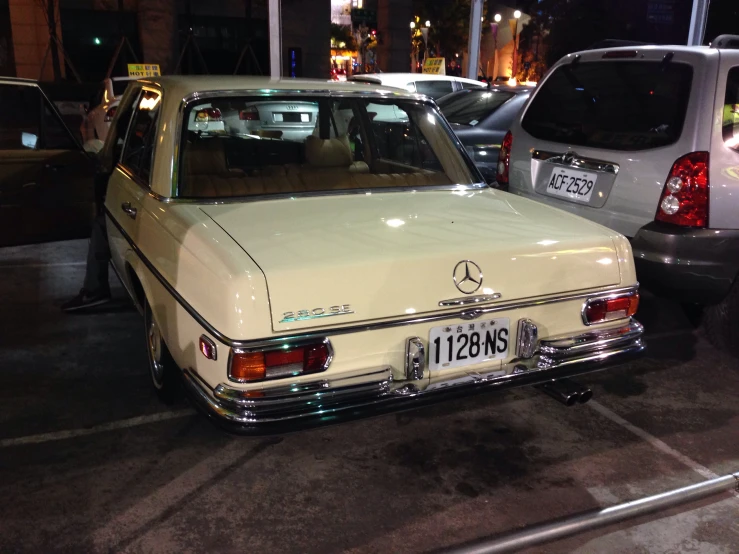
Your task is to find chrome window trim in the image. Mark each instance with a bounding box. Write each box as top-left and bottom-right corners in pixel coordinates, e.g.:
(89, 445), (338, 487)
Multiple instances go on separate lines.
(168, 88), (484, 200)
(532, 150), (620, 175)
(227, 337), (334, 384)
(105, 206), (639, 350)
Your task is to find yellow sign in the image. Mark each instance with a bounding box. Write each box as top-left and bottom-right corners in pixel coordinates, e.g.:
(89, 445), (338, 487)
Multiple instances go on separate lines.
(422, 57), (446, 75)
(127, 63), (161, 77)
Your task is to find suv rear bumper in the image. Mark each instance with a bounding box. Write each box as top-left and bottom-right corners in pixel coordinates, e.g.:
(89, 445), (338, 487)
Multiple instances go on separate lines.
(631, 222), (739, 304)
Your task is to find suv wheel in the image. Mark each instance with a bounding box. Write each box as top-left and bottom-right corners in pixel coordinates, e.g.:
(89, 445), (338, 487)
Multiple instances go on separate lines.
(144, 301), (181, 403)
(703, 280), (739, 356)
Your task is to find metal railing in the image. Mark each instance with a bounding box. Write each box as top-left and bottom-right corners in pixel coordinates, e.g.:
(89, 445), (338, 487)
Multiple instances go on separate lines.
(443, 472), (739, 554)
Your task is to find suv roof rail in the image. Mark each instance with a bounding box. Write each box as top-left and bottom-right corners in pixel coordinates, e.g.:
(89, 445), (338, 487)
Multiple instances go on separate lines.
(711, 35), (739, 49)
(587, 39), (651, 50)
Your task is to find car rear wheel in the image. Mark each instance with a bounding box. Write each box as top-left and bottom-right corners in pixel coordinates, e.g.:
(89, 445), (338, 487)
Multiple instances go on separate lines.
(703, 280), (739, 357)
(145, 301), (181, 403)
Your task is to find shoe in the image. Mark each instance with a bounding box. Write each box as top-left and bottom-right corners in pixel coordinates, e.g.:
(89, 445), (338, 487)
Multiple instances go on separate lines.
(61, 288), (112, 312)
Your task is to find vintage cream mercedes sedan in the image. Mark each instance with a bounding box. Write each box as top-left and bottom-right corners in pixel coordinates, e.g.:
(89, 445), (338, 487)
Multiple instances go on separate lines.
(100, 76), (644, 433)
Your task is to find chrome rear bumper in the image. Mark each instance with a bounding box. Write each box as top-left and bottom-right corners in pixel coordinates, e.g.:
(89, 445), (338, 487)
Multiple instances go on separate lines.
(182, 319), (644, 434)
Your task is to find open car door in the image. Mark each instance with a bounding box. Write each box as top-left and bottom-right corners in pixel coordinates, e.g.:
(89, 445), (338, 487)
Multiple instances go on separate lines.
(0, 79), (96, 247)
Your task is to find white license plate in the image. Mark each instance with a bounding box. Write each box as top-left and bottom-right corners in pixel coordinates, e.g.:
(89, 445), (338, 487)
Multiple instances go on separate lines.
(428, 318), (510, 371)
(545, 167), (597, 202)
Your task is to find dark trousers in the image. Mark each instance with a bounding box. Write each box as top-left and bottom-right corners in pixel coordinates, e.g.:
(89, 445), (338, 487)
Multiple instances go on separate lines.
(83, 213), (110, 294)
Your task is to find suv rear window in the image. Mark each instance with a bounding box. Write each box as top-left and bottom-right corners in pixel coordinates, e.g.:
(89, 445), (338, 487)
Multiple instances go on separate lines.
(522, 61), (693, 151)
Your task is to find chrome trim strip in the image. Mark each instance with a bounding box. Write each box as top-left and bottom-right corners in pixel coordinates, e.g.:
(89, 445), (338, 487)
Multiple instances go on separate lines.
(439, 293), (501, 307)
(532, 150), (620, 175)
(105, 204), (639, 349)
(540, 320), (644, 357)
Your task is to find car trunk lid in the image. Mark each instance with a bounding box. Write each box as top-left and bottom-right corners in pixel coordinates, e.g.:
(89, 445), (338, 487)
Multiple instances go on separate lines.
(200, 190), (622, 332)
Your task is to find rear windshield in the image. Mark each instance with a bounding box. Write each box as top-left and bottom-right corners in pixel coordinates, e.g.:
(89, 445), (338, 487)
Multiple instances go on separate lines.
(178, 95), (478, 198)
(439, 90), (515, 126)
(522, 61), (693, 151)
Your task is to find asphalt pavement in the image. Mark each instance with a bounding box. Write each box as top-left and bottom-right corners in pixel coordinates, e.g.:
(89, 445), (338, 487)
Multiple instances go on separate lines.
(1, 239), (738, 553)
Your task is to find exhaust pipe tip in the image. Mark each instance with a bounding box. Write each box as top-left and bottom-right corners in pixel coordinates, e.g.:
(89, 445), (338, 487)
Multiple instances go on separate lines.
(577, 387), (593, 404)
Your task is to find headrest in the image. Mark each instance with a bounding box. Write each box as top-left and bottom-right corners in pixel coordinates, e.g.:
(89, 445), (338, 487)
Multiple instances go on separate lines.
(185, 139), (228, 175)
(304, 135), (353, 167)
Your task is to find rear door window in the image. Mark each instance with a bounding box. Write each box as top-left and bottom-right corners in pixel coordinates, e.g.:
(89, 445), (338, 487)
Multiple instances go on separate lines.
(414, 80), (455, 99)
(722, 67), (739, 152)
(522, 61), (693, 151)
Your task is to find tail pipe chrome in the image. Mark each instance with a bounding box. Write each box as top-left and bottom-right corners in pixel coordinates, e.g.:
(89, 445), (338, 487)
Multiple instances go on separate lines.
(537, 378), (592, 406)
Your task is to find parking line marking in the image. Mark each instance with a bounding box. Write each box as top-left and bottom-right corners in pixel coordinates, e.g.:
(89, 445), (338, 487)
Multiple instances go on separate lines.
(0, 409), (195, 448)
(589, 400), (726, 483)
(1, 261), (86, 269)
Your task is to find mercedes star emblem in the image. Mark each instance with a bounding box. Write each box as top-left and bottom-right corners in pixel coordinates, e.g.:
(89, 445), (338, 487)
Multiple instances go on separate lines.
(453, 260), (483, 294)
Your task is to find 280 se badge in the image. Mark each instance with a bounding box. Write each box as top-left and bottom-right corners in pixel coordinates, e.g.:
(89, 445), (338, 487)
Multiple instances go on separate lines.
(280, 305), (353, 323)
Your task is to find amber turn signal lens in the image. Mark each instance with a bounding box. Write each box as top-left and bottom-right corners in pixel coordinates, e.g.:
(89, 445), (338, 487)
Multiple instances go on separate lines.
(584, 293), (639, 324)
(230, 352), (267, 381)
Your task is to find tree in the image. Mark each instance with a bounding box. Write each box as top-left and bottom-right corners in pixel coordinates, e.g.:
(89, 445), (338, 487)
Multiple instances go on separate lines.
(411, 0), (490, 60)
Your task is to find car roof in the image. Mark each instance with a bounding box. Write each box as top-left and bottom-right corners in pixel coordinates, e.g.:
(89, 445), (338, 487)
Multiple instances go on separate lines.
(350, 73), (484, 87)
(0, 77), (39, 86)
(141, 75), (415, 99)
(566, 43), (735, 59)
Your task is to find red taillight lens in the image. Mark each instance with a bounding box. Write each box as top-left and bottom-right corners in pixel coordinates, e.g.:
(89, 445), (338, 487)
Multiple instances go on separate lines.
(229, 341), (331, 382)
(655, 152), (709, 228)
(239, 107), (259, 121)
(104, 106), (117, 122)
(195, 108), (222, 122)
(497, 131), (513, 185)
(583, 293), (640, 325)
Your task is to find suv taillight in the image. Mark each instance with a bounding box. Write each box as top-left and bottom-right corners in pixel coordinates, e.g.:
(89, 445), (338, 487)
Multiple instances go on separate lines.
(655, 152), (709, 228)
(497, 131), (513, 185)
(104, 106), (117, 122)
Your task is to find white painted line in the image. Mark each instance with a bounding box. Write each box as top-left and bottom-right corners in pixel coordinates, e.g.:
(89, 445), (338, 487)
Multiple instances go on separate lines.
(1, 261), (86, 269)
(588, 401), (735, 491)
(0, 409), (195, 448)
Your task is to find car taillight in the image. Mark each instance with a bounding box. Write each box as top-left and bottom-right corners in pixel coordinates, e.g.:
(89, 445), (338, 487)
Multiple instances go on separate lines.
(195, 108), (222, 122)
(497, 131), (512, 185)
(655, 152), (709, 228)
(104, 106), (117, 122)
(583, 292), (640, 325)
(229, 341), (332, 382)
(239, 107), (259, 121)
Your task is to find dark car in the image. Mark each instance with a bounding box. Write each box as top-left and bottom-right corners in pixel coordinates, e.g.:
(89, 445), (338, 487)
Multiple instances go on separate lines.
(0, 78), (96, 246)
(438, 86), (530, 186)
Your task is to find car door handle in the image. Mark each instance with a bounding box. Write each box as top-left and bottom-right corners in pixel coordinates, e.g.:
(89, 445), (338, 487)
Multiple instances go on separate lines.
(121, 202), (137, 220)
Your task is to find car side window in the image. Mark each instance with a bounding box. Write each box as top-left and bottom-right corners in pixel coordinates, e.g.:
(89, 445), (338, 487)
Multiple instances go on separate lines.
(0, 84), (42, 150)
(723, 67), (739, 153)
(42, 97), (76, 150)
(414, 80), (454, 99)
(120, 89), (162, 185)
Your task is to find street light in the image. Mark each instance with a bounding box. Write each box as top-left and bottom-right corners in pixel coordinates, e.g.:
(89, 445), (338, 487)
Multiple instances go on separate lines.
(494, 13), (502, 22)
(425, 20), (431, 27)
(514, 10), (522, 19)
(510, 10), (523, 83)
(410, 21), (416, 29)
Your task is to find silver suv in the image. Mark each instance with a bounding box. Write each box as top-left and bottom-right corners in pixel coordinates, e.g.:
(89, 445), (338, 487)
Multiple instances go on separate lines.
(501, 36), (739, 352)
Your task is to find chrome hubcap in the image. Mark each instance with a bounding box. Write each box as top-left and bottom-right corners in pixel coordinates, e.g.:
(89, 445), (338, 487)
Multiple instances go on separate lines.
(148, 317), (164, 388)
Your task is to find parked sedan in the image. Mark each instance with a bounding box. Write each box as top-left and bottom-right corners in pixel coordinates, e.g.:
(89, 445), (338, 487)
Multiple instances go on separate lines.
(438, 87), (530, 185)
(100, 76), (644, 433)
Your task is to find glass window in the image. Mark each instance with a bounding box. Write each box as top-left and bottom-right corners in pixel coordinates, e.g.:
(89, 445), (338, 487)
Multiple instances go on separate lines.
(522, 61), (693, 151)
(112, 79), (131, 97)
(120, 89), (161, 185)
(414, 80), (455, 99)
(722, 67), (739, 152)
(42, 99), (76, 150)
(439, 90), (515, 126)
(177, 95), (477, 198)
(0, 84), (41, 150)
(460, 81), (484, 90)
